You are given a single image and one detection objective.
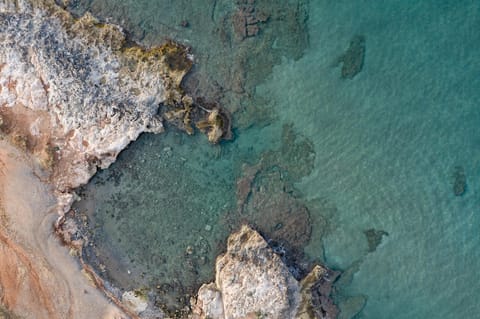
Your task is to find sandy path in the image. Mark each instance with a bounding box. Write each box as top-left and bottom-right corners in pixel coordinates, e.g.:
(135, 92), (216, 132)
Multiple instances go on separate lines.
(0, 140), (127, 319)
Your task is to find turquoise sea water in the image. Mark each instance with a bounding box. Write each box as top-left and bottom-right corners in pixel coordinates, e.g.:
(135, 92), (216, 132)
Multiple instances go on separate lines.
(70, 1), (480, 317)
(259, 2), (480, 318)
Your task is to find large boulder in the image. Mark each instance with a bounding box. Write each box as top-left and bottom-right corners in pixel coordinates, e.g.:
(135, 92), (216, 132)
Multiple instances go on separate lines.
(192, 225), (339, 319)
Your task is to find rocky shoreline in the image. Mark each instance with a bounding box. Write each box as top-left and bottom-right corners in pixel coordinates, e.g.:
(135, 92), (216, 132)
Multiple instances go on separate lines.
(0, 0), (339, 318)
(191, 225), (339, 319)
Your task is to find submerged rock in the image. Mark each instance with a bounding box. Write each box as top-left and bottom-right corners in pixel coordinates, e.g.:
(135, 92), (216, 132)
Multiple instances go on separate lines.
(336, 35), (366, 79)
(452, 166), (467, 196)
(230, 124), (318, 275)
(238, 166), (313, 255)
(363, 228), (389, 253)
(337, 295), (367, 319)
(192, 225), (339, 319)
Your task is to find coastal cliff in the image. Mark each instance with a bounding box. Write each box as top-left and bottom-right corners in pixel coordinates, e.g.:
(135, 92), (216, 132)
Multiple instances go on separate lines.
(0, 1), (338, 318)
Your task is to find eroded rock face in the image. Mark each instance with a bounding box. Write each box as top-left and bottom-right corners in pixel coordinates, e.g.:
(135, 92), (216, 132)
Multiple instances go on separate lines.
(0, 0), (190, 200)
(192, 225), (338, 319)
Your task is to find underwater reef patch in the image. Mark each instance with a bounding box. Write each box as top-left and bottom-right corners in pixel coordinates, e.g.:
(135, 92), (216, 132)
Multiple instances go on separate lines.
(363, 228), (389, 253)
(336, 35), (366, 79)
(452, 165), (467, 196)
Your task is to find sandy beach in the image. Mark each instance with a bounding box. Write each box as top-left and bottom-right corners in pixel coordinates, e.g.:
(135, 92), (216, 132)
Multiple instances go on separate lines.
(0, 1), (191, 316)
(0, 139), (127, 319)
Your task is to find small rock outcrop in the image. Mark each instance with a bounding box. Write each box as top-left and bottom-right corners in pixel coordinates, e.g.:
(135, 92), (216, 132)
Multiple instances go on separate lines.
(192, 225), (339, 319)
(232, 0), (270, 40)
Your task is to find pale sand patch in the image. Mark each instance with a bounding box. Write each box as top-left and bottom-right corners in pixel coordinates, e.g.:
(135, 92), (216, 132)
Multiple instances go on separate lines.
(0, 139), (127, 319)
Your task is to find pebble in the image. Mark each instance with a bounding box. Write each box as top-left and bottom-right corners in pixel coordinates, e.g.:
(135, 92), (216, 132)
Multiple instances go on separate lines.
(162, 147), (172, 157)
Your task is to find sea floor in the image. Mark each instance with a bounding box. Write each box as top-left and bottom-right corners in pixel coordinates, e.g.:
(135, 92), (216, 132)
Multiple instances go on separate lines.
(69, 0), (480, 318)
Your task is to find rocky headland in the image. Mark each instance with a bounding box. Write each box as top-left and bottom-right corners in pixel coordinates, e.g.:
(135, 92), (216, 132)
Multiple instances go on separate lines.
(0, 0), (338, 318)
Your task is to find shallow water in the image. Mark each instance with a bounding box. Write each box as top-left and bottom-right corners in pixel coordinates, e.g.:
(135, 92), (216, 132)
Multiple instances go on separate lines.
(70, 0), (480, 317)
(258, 1), (480, 318)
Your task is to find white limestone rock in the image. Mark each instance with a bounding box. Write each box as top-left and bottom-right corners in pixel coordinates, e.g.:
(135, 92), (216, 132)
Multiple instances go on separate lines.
(122, 290), (148, 314)
(217, 225), (300, 319)
(196, 283), (225, 319)
(0, 0), (191, 196)
(192, 225), (339, 319)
